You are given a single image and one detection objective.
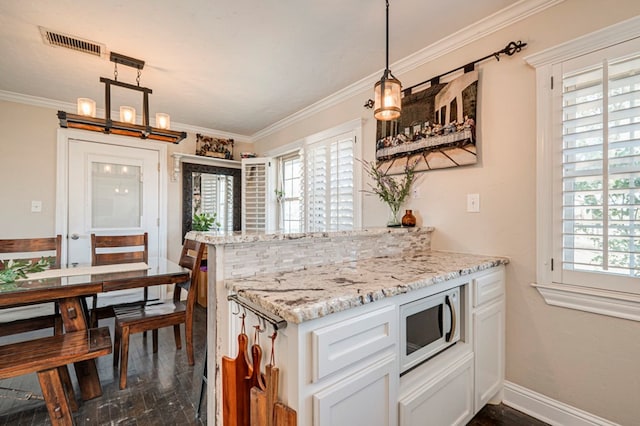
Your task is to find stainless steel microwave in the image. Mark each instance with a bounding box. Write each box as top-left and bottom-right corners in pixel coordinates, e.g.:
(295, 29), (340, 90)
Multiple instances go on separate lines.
(399, 286), (460, 374)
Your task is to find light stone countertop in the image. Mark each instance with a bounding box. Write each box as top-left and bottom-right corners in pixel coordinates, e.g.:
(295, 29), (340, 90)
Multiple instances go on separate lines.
(186, 226), (433, 245)
(226, 250), (509, 324)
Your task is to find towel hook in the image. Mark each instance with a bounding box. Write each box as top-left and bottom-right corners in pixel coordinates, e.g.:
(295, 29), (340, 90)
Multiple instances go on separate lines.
(231, 300), (240, 316)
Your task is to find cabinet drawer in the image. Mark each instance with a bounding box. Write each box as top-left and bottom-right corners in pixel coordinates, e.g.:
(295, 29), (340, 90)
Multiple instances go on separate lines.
(473, 269), (504, 307)
(312, 305), (396, 382)
(399, 353), (474, 426)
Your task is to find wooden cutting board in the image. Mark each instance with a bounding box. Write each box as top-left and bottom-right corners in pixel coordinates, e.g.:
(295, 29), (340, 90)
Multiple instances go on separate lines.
(249, 343), (267, 426)
(222, 331), (252, 426)
(273, 402), (297, 426)
(265, 364), (279, 426)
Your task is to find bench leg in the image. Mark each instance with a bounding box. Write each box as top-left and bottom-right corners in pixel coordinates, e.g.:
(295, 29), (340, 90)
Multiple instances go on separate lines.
(152, 329), (159, 353)
(119, 326), (130, 390)
(58, 366), (79, 412)
(37, 368), (75, 426)
(113, 324), (121, 368)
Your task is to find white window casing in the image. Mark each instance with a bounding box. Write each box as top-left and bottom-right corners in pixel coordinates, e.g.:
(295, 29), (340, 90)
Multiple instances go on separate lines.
(525, 16), (640, 321)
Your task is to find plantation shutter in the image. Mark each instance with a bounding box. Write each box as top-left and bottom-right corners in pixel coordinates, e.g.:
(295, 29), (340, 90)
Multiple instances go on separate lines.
(200, 174), (234, 231)
(242, 157), (275, 232)
(557, 44), (640, 290)
(305, 131), (355, 231)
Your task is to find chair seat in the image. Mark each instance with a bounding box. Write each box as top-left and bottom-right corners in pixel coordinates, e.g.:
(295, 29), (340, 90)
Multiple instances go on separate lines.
(114, 302), (187, 330)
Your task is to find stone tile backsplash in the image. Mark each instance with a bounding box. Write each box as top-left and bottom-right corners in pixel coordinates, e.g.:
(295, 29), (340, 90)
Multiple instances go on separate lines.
(222, 228), (432, 279)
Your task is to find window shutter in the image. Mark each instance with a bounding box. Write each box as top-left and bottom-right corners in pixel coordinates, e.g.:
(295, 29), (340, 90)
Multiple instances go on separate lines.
(305, 131), (355, 232)
(242, 157), (274, 232)
(200, 174), (234, 231)
(559, 47), (640, 289)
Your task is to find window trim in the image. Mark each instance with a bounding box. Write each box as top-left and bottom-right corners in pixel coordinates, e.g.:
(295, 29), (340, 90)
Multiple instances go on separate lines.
(263, 119), (364, 231)
(525, 16), (640, 320)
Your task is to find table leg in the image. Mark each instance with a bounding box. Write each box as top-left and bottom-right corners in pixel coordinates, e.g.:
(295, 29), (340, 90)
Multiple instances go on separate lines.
(58, 297), (103, 400)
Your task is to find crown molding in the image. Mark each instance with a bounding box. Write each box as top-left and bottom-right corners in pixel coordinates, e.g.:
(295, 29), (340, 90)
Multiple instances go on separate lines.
(525, 14), (640, 68)
(251, 0), (564, 141)
(0, 89), (252, 143)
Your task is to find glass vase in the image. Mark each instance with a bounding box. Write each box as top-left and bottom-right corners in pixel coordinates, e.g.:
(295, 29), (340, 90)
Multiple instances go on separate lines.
(387, 206), (401, 227)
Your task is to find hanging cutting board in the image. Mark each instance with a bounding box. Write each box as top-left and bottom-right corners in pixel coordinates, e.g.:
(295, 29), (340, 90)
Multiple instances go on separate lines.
(273, 402), (297, 426)
(265, 364), (279, 426)
(222, 331), (252, 426)
(249, 342), (267, 426)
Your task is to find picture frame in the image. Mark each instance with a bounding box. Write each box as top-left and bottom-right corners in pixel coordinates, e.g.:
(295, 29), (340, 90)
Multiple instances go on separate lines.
(196, 134), (234, 160)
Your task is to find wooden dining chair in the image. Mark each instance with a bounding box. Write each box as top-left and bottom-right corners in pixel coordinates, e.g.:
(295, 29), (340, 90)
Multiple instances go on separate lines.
(89, 233), (149, 328)
(112, 239), (205, 389)
(0, 235), (63, 337)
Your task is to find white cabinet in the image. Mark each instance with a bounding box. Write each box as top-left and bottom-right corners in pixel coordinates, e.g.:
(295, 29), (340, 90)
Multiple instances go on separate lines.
(399, 353), (474, 426)
(295, 303), (398, 425)
(472, 269), (505, 411)
(313, 356), (396, 426)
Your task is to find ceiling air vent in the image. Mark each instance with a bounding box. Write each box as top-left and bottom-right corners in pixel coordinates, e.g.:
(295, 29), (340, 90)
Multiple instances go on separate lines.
(39, 27), (105, 57)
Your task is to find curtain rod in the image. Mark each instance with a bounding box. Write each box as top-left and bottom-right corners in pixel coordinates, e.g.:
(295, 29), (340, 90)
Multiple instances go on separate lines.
(402, 40), (527, 95)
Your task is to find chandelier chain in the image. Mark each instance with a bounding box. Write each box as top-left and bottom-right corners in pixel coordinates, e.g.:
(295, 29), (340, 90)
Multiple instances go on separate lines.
(136, 69), (141, 86)
(114, 62), (118, 81)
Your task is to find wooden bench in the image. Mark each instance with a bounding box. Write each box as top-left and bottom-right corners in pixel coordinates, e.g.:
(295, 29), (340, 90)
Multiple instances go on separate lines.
(0, 327), (112, 426)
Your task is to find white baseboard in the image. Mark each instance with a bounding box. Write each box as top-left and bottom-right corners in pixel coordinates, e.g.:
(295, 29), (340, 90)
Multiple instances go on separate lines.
(503, 381), (620, 426)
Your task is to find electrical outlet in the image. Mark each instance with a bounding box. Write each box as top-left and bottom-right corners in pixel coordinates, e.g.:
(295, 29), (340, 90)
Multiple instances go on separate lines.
(467, 194), (480, 213)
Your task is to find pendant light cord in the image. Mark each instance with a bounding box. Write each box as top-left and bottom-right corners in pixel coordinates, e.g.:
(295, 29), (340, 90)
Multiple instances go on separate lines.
(385, 0), (390, 74)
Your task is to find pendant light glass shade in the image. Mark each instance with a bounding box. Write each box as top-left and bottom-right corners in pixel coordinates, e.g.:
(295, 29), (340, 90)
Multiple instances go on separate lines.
(155, 112), (170, 129)
(374, 76), (401, 121)
(119, 106), (136, 124)
(77, 98), (96, 117)
(374, 0), (401, 121)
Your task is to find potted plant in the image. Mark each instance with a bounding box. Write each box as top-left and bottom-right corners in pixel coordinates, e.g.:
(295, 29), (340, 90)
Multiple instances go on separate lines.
(192, 212), (220, 232)
(362, 160), (417, 227)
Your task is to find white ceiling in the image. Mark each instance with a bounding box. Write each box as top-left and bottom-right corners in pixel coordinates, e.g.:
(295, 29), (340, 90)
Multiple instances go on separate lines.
(0, 0), (523, 138)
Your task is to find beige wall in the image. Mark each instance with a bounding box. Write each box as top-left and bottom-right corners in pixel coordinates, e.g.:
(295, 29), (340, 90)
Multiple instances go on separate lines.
(3, 1), (640, 422)
(0, 101), (59, 238)
(253, 1), (640, 423)
(0, 100), (253, 263)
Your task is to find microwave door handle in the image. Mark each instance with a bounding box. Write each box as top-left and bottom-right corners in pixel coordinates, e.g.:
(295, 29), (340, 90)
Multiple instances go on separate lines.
(445, 295), (457, 342)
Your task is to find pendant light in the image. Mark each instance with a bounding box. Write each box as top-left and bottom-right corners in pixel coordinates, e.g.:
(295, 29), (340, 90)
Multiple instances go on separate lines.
(374, 0), (401, 121)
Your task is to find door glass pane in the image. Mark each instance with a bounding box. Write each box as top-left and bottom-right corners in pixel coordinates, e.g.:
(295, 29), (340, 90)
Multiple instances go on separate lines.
(91, 162), (142, 228)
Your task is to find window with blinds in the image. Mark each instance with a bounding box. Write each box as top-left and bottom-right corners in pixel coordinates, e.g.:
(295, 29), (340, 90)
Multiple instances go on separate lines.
(280, 154), (303, 233)
(559, 46), (640, 289)
(305, 131), (355, 232)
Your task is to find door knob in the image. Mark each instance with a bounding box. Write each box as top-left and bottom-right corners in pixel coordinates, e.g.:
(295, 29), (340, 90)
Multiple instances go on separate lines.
(70, 233), (80, 240)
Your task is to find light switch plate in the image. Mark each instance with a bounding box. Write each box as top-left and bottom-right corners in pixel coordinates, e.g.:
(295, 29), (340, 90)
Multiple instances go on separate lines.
(31, 200), (42, 213)
(467, 194), (480, 212)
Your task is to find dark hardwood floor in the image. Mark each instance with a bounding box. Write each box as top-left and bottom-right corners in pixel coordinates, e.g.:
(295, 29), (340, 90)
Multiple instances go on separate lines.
(469, 403), (549, 426)
(0, 307), (208, 425)
(0, 306), (546, 425)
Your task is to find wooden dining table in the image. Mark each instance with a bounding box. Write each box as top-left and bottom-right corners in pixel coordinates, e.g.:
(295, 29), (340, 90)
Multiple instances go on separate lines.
(0, 257), (190, 401)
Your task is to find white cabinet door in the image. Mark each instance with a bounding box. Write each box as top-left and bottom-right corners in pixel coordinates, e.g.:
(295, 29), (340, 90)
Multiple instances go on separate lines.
(473, 297), (505, 411)
(399, 353), (474, 426)
(313, 356), (396, 426)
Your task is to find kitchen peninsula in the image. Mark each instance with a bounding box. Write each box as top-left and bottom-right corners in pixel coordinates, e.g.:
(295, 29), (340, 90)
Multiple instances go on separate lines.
(187, 227), (509, 425)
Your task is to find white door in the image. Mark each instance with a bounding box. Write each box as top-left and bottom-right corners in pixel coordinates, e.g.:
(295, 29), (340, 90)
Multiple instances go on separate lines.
(67, 139), (160, 304)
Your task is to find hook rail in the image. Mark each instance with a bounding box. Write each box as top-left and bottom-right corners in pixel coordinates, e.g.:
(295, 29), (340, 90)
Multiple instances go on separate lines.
(228, 294), (288, 331)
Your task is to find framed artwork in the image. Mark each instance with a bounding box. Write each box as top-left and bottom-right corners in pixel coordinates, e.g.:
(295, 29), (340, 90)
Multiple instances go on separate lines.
(376, 70), (478, 175)
(196, 134), (234, 160)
